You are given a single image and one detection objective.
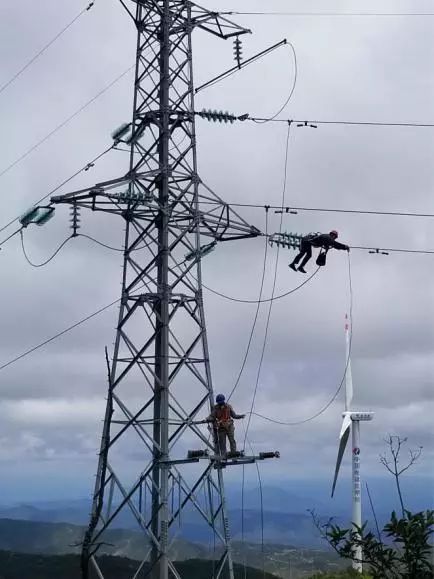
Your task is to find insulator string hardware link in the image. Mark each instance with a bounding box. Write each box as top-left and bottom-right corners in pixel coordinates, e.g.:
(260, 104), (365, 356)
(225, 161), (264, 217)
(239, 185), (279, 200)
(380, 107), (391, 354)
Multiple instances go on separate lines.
(233, 35), (243, 67)
(111, 189), (153, 204)
(185, 241), (217, 261)
(297, 121), (318, 128)
(111, 116), (157, 146)
(274, 207), (298, 215)
(197, 109), (249, 124)
(369, 248), (389, 256)
(86, 186), (154, 206)
(111, 122), (132, 143)
(259, 451), (280, 460)
(268, 231), (301, 250)
(19, 206), (55, 228)
(70, 204), (81, 237)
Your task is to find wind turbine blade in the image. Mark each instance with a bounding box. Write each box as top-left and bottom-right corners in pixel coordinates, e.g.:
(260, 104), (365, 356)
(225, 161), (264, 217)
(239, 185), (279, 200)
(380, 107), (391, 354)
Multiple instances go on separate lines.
(339, 412), (352, 439)
(331, 414), (352, 497)
(345, 314), (353, 411)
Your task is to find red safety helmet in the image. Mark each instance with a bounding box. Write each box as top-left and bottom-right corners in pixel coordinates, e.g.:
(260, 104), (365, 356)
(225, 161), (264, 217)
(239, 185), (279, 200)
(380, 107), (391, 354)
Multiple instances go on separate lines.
(329, 230), (338, 238)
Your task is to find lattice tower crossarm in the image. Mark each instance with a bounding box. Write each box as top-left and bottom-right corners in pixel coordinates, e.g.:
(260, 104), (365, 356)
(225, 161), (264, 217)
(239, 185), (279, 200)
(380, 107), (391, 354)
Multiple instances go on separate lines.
(51, 2), (263, 579)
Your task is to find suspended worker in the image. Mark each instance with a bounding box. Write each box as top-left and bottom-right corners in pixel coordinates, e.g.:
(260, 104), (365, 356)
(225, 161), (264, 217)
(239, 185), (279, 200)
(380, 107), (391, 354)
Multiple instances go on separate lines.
(207, 394), (245, 457)
(289, 230), (350, 273)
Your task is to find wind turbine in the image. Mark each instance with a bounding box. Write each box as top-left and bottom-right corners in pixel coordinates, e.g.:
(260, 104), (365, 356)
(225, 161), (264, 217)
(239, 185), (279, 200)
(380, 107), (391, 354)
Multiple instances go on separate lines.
(331, 314), (374, 573)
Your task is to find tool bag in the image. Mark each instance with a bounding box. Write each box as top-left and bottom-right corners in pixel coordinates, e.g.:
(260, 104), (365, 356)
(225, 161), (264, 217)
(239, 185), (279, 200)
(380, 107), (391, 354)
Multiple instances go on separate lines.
(316, 249), (328, 267)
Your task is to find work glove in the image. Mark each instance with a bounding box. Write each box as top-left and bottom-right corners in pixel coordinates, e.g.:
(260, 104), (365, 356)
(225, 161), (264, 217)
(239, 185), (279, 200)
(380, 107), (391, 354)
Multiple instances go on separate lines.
(346, 245), (350, 252)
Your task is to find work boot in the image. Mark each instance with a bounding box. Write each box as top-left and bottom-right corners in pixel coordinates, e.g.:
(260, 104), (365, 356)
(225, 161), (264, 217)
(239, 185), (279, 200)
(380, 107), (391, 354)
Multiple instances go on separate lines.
(289, 263), (297, 272)
(298, 266), (307, 273)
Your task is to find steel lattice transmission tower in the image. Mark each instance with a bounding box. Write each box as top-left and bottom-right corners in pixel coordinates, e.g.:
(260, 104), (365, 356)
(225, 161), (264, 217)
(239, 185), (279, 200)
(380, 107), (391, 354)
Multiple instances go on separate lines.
(51, 2), (274, 578)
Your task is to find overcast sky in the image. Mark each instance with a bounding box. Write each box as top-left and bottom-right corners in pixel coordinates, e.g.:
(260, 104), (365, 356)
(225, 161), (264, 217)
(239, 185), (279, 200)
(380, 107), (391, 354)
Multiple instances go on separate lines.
(0, 0), (433, 511)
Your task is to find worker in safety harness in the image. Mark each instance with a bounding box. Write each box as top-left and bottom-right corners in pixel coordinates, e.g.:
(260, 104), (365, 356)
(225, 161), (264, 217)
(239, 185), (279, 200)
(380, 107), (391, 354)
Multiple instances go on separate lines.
(289, 230), (349, 273)
(207, 394), (245, 457)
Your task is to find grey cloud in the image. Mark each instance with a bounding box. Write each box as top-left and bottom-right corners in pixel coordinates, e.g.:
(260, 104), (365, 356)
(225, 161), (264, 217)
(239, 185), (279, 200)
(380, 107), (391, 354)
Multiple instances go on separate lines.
(0, 0), (432, 500)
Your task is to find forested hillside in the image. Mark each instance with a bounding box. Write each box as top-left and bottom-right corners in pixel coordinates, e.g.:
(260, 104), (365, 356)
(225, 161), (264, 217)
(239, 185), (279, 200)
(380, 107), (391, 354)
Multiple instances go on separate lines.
(0, 551), (276, 579)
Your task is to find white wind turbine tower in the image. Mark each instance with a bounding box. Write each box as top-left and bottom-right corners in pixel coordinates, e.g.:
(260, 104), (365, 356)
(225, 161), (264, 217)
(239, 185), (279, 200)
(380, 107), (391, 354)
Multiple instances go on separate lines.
(331, 315), (374, 573)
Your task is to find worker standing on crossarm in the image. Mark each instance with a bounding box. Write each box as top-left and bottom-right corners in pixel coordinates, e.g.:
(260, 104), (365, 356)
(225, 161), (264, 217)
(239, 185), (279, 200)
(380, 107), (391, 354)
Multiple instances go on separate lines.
(289, 230), (350, 273)
(207, 394), (245, 457)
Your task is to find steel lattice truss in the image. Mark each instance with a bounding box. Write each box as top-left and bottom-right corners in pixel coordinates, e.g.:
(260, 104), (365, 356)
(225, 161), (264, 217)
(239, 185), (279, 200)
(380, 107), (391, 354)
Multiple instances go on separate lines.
(52, 2), (259, 579)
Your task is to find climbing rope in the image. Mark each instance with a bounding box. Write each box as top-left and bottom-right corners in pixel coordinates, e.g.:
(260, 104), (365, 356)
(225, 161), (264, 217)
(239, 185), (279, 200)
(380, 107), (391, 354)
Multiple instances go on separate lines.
(239, 121), (292, 579)
(240, 420), (266, 579)
(248, 253), (354, 426)
(227, 209), (270, 402)
(243, 121), (292, 442)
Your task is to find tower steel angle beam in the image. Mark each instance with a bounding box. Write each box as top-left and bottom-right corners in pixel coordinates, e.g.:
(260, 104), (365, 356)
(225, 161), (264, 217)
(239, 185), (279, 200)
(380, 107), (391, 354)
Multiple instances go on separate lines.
(50, 2), (261, 579)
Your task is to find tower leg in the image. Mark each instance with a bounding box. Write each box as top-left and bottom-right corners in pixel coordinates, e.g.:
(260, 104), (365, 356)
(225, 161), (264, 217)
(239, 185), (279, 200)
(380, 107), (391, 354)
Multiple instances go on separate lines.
(216, 468), (235, 579)
(150, 2), (171, 577)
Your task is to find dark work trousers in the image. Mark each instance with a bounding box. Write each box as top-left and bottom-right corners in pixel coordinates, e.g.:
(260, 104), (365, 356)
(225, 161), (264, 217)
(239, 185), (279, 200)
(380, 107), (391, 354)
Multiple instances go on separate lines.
(214, 423), (237, 455)
(292, 239), (313, 268)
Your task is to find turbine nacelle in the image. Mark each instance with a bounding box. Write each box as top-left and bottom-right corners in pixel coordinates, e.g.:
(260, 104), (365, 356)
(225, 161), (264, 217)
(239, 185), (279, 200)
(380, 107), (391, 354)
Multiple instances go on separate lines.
(332, 411), (375, 497)
(342, 411), (374, 422)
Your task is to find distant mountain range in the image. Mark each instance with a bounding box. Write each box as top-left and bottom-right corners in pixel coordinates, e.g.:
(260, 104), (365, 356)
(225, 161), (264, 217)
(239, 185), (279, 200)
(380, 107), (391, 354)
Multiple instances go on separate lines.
(0, 518), (205, 561)
(0, 478), (430, 551)
(0, 503), (325, 547)
(3, 477), (430, 520)
(0, 483), (343, 548)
